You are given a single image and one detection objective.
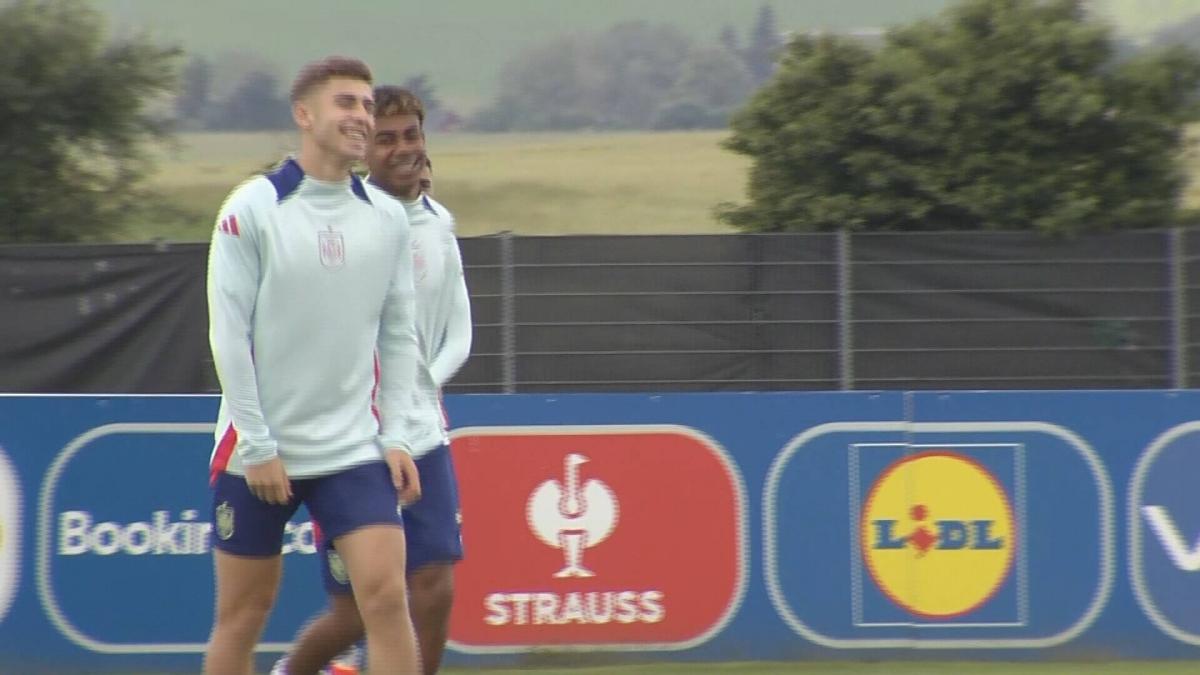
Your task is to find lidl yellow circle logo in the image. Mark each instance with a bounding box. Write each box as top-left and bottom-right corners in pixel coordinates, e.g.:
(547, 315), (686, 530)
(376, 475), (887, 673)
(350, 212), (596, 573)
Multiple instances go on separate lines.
(861, 450), (1015, 619)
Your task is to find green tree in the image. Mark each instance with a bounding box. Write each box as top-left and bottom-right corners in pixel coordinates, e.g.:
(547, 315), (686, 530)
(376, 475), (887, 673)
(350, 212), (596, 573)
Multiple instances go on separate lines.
(471, 36), (600, 131)
(399, 74), (461, 130)
(0, 0), (180, 243)
(469, 22), (694, 131)
(743, 3), (783, 86)
(720, 24), (742, 56)
(212, 69), (290, 131)
(655, 47), (755, 129)
(720, 0), (1200, 234)
(591, 22), (694, 128)
(176, 55), (213, 130)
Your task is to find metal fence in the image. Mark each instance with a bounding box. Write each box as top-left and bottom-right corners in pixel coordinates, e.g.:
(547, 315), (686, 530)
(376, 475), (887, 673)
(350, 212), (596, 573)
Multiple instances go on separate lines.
(3, 229), (1198, 394)
(450, 228), (1200, 393)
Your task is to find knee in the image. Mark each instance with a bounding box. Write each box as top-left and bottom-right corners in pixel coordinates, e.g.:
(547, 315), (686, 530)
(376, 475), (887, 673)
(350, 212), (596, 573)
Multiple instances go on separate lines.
(216, 589), (275, 630)
(409, 566), (454, 609)
(353, 572), (409, 622)
(330, 594), (365, 632)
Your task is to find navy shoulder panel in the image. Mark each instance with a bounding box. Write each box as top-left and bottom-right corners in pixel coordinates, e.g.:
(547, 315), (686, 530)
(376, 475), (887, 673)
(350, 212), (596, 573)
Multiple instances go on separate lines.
(265, 158), (304, 203)
(350, 173), (372, 205)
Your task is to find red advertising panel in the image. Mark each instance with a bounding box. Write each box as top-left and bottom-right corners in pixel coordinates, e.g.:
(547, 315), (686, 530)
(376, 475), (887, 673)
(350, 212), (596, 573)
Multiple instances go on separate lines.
(448, 425), (747, 652)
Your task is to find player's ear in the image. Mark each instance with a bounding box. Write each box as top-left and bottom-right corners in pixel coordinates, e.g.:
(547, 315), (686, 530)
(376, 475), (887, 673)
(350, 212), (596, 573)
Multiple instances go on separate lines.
(293, 100), (313, 130)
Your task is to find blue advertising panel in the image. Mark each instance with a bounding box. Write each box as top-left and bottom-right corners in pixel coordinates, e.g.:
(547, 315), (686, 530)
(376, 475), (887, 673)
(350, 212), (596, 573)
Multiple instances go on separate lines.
(906, 390), (1197, 656)
(1130, 420), (1200, 645)
(765, 418), (1109, 650)
(1, 390), (1200, 672)
(0, 397), (325, 673)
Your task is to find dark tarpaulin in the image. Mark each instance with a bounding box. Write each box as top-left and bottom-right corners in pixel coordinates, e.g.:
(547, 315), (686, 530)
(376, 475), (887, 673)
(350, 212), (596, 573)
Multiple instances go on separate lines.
(509, 234), (839, 390)
(0, 242), (215, 393)
(0, 230), (1188, 394)
(851, 231), (1172, 389)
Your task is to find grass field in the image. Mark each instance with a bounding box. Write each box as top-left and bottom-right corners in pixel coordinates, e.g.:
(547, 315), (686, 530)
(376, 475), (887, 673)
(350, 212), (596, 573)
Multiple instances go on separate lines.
(125, 658), (1200, 675)
(130, 131), (747, 242)
(131, 123), (1200, 243)
(123, 655), (1200, 675)
(194, 660), (1200, 675)
(433, 662), (1200, 675)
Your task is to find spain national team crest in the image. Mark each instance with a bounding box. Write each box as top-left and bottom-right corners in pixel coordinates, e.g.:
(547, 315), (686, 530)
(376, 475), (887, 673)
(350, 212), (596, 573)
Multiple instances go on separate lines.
(855, 446), (1024, 626)
(318, 229), (345, 269)
(328, 549), (349, 585)
(215, 501), (234, 541)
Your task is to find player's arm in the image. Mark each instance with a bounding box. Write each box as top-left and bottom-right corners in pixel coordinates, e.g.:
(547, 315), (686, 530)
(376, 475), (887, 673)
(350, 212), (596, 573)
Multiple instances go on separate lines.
(375, 206), (423, 502)
(428, 230), (473, 388)
(207, 189), (278, 467)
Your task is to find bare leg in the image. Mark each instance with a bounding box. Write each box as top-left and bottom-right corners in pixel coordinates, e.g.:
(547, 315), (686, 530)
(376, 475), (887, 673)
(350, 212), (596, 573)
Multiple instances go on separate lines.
(335, 524), (420, 674)
(204, 550), (282, 675)
(282, 593), (363, 675)
(408, 563), (455, 675)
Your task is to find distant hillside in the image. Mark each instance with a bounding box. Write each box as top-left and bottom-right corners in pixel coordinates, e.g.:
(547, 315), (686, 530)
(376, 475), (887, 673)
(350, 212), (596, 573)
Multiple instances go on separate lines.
(1091, 0), (1200, 38)
(91, 0), (956, 113)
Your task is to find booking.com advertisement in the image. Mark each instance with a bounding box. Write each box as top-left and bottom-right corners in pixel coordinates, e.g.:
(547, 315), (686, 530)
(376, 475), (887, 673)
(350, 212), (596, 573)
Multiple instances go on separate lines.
(1, 391), (1200, 672)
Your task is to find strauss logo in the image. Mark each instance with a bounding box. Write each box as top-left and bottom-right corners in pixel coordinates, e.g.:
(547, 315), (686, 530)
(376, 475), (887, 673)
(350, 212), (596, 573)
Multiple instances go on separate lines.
(527, 453), (618, 578)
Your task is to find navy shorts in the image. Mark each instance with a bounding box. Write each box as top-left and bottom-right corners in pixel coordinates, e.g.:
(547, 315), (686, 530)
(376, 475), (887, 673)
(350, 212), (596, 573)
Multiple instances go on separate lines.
(210, 461), (402, 557)
(318, 444), (463, 593)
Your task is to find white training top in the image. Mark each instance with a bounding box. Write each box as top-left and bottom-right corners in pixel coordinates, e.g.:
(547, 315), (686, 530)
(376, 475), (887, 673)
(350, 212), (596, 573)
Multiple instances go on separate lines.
(401, 193), (473, 454)
(207, 158), (421, 478)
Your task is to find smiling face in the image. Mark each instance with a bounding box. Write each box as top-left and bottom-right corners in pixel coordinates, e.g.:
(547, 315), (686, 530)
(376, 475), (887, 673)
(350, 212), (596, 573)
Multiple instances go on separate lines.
(367, 112), (426, 199)
(294, 76), (376, 166)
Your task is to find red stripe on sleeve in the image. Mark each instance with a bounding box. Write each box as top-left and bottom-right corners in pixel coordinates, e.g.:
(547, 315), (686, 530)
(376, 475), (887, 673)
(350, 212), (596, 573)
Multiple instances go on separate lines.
(209, 424), (239, 486)
(370, 350), (381, 424)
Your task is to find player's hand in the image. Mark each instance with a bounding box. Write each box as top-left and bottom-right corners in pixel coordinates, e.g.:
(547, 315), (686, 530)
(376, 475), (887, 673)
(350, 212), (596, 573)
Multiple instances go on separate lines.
(244, 457), (293, 505)
(386, 448), (421, 505)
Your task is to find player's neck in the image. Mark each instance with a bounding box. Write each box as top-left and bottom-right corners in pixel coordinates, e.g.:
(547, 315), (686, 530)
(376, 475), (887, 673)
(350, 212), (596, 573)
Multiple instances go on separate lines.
(296, 142), (355, 183)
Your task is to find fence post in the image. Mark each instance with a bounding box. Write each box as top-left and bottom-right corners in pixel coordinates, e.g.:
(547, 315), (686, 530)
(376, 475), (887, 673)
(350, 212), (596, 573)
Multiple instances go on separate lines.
(1168, 227), (1188, 389)
(837, 229), (854, 390)
(499, 231), (517, 393)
